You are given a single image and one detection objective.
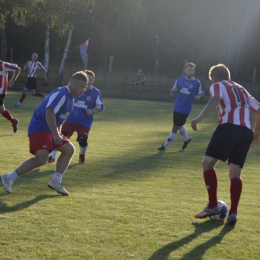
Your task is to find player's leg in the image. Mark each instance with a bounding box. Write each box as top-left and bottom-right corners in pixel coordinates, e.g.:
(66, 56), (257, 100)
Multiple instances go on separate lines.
(158, 111), (186, 150)
(13, 87), (28, 107)
(47, 141), (75, 196)
(1, 149), (49, 193)
(0, 95), (19, 133)
(195, 124), (233, 218)
(178, 125), (192, 149)
(77, 126), (90, 164)
(31, 89), (44, 98)
(225, 126), (253, 226)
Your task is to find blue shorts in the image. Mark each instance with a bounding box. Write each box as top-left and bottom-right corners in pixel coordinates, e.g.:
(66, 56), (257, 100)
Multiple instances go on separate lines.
(205, 123), (253, 168)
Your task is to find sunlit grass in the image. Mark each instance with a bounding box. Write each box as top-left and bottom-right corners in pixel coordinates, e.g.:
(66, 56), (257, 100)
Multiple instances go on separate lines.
(0, 92), (260, 260)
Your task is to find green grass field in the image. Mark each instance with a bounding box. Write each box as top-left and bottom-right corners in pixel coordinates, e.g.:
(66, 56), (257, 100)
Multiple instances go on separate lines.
(1, 91), (260, 260)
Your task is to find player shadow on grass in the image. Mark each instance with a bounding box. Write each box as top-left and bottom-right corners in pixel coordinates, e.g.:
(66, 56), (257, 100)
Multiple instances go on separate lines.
(0, 194), (56, 214)
(149, 220), (234, 260)
(102, 148), (187, 178)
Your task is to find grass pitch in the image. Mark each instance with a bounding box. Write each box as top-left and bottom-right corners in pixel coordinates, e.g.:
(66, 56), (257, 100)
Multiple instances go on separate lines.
(0, 91), (260, 260)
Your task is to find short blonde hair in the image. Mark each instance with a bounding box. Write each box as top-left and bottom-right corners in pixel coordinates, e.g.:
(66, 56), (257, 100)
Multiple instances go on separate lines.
(209, 64), (230, 81)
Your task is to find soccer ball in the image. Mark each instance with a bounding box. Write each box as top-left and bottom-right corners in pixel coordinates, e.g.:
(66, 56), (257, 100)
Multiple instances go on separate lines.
(209, 200), (228, 221)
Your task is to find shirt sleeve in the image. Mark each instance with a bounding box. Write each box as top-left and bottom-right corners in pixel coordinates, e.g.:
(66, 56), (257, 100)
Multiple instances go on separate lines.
(3, 62), (18, 72)
(209, 83), (222, 99)
(46, 91), (66, 114)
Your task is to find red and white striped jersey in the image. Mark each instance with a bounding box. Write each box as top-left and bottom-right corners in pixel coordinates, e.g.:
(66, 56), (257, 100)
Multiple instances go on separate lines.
(0, 61), (19, 95)
(24, 60), (45, 78)
(210, 80), (260, 131)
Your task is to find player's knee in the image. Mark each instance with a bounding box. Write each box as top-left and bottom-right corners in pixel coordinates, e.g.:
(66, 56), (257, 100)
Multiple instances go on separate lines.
(37, 155), (49, 166)
(78, 135), (88, 148)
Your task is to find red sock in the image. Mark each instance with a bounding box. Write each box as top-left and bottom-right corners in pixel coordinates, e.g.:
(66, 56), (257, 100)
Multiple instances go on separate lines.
(19, 93), (26, 103)
(1, 109), (14, 122)
(35, 92), (44, 98)
(203, 169), (218, 208)
(229, 178), (242, 215)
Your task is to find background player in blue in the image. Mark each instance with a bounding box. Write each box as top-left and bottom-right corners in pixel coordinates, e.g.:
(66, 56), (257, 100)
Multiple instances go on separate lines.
(48, 70), (104, 164)
(158, 62), (204, 150)
(0, 71), (88, 196)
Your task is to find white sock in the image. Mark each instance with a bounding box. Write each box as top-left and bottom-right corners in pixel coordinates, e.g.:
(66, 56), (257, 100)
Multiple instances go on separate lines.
(163, 132), (177, 147)
(50, 150), (58, 159)
(179, 126), (189, 140)
(79, 144), (88, 155)
(7, 170), (19, 181)
(52, 172), (63, 183)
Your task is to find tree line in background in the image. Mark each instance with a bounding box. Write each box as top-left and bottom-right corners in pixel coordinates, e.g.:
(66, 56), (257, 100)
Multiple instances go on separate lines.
(0, 0), (260, 87)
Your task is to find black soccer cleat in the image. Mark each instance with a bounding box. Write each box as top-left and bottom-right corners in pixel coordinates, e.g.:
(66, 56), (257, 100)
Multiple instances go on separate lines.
(182, 137), (191, 149)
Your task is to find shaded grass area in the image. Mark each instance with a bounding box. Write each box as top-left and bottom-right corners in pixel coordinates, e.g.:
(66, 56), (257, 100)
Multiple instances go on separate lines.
(0, 92), (260, 259)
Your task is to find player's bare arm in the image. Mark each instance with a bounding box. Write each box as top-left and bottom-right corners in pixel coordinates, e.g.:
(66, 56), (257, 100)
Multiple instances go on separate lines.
(45, 107), (64, 144)
(8, 67), (21, 88)
(251, 108), (260, 147)
(191, 95), (221, 130)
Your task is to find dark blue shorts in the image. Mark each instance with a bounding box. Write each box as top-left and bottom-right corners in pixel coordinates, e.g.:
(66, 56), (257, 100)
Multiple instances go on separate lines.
(205, 123), (253, 168)
(0, 94), (6, 106)
(25, 77), (37, 90)
(173, 111), (189, 127)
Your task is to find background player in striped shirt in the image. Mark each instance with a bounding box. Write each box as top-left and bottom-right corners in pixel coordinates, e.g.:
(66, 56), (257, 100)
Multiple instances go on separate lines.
(0, 60), (21, 132)
(158, 62), (204, 151)
(13, 53), (48, 107)
(191, 63), (260, 226)
(48, 70), (104, 164)
(1, 71), (88, 196)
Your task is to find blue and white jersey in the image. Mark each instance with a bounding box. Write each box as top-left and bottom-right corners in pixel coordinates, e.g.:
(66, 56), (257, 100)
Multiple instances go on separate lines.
(172, 76), (204, 114)
(28, 86), (73, 135)
(66, 86), (104, 129)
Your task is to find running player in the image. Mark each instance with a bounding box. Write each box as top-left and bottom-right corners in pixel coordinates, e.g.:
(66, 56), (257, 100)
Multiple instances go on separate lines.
(13, 53), (47, 107)
(0, 60), (21, 132)
(48, 70), (104, 164)
(158, 62), (204, 151)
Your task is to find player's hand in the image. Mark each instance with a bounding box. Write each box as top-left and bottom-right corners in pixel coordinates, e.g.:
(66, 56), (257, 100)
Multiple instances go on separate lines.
(53, 134), (65, 145)
(250, 133), (259, 148)
(8, 80), (14, 88)
(191, 118), (199, 131)
(194, 95), (200, 101)
(86, 109), (94, 115)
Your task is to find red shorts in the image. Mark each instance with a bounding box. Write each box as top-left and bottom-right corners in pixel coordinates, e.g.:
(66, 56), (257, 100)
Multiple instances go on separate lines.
(62, 121), (90, 140)
(29, 132), (69, 155)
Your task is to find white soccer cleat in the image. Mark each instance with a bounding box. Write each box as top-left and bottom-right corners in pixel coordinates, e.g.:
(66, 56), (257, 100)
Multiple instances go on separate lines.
(47, 180), (69, 196)
(1, 174), (13, 193)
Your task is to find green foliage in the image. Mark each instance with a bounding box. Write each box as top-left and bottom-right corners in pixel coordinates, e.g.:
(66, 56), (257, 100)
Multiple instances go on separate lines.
(1, 92), (260, 259)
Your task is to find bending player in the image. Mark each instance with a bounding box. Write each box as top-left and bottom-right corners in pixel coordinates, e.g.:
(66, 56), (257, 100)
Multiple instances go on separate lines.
(1, 71), (88, 195)
(48, 70), (104, 164)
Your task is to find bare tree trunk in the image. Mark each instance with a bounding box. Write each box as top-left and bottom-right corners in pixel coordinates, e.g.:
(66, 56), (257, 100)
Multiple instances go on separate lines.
(43, 18), (50, 85)
(106, 56), (114, 89)
(227, 2), (235, 67)
(154, 34), (160, 75)
(234, 8), (248, 80)
(55, 21), (74, 86)
(44, 18), (50, 74)
(0, 29), (7, 61)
